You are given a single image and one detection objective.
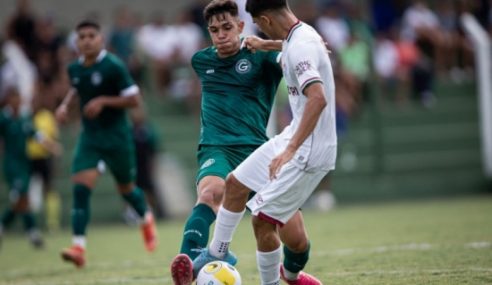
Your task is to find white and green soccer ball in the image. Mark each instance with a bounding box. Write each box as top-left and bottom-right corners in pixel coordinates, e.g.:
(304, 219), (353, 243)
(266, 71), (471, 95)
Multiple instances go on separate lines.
(196, 261), (241, 285)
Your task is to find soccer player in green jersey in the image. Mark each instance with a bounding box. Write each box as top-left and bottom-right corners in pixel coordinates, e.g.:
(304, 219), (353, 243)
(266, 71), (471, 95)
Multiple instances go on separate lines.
(171, 1), (315, 284)
(0, 88), (53, 249)
(55, 20), (157, 268)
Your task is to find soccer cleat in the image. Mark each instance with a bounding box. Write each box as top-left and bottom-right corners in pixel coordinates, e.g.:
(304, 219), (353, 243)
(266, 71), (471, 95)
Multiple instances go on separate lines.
(61, 245), (86, 268)
(192, 248), (237, 277)
(141, 212), (157, 252)
(170, 254), (194, 285)
(280, 266), (323, 285)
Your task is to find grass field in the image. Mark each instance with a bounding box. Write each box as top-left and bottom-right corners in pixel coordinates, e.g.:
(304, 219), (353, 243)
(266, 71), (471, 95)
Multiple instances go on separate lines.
(1, 195), (491, 285)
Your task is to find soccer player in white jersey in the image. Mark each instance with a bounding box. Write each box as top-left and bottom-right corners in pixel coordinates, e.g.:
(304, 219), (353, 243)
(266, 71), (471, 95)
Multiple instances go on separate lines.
(192, 0), (336, 284)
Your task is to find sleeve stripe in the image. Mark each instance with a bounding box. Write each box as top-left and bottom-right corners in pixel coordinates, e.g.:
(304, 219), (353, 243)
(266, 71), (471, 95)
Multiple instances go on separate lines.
(276, 53), (282, 63)
(300, 77), (322, 93)
(120, 85), (139, 97)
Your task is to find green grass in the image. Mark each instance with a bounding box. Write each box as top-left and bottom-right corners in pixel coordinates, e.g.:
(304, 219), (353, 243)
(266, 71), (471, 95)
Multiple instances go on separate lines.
(1, 195), (491, 284)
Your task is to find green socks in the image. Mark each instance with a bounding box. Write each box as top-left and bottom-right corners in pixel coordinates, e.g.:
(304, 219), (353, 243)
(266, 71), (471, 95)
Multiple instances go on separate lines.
(22, 212), (36, 231)
(1, 208), (16, 228)
(180, 204), (216, 259)
(283, 242), (310, 273)
(72, 184), (91, 236)
(121, 187), (147, 217)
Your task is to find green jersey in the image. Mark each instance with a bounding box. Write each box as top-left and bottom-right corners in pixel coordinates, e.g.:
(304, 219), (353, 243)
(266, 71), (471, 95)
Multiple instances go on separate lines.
(192, 46), (282, 146)
(68, 50), (137, 147)
(0, 108), (33, 174)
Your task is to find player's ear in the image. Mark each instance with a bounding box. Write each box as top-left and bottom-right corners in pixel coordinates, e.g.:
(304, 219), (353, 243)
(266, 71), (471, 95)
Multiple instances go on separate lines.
(238, 20), (245, 34)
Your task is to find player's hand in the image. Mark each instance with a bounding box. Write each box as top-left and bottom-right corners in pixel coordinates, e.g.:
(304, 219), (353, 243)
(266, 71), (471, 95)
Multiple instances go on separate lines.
(55, 105), (69, 124)
(269, 147), (296, 180)
(243, 35), (265, 53)
(84, 97), (105, 119)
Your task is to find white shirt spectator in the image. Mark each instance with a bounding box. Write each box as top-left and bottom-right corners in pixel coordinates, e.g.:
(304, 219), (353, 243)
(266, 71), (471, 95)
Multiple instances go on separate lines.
(373, 38), (399, 79)
(137, 23), (178, 61)
(315, 13), (349, 52)
(401, 2), (440, 41)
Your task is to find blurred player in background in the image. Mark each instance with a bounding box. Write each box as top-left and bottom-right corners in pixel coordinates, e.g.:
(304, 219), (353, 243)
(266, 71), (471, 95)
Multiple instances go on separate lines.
(28, 94), (62, 231)
(192, 0), (337, 284)
(170, 1), (318, 284)
(0, 87), (61, 249)
(55, 20), (157, 268)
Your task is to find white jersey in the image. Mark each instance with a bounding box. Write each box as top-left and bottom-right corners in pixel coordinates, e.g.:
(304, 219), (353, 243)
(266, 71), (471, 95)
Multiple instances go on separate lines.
(279, 21), (337, 171)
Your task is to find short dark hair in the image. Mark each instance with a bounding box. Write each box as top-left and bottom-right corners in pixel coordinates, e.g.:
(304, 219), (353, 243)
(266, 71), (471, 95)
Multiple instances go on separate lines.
(245, 0), (288, 17)
(203, 0), (238, 23)
(76, 20), (100, 32)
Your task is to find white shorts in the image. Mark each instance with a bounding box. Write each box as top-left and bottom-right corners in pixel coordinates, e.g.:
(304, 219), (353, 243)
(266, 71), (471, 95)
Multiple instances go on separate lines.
(232, 138), (329, 225)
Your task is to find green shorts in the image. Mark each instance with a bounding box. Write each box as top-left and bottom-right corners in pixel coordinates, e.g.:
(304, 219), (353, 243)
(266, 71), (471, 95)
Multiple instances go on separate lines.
(72, 137), (136, 184)
(3, 161), (30, 194)
(196, 145), (259, 184)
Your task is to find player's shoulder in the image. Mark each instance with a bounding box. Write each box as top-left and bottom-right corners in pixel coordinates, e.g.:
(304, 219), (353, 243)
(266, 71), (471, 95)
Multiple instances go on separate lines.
(102, 52), (127, 69)
(192, 46), (215, 62)
(289, 23), (323, 47)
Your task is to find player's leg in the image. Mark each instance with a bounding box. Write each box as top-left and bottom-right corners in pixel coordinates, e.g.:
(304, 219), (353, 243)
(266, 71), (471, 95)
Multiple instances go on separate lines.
(193, 143), (275, 274)
(39, 158), (61, 231)
(180, 176), (223, 258)
(105, 146), (157, 252)
(252, 215), (282, 285)
(171, 146), (233, 285)
(280, 212), (322, 285)
(61, 141), (100, 268)
(5, 167), (44, 249)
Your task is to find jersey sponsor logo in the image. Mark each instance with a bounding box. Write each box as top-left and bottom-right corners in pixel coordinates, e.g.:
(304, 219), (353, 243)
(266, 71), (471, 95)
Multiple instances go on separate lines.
(235, 59), (252, 74)
(206, 69), (215, 74)
(200, 158), (216, 170)
(295, 60), (312, 77)
(91, 72), (102, 86)
(287, 85), (300, 96)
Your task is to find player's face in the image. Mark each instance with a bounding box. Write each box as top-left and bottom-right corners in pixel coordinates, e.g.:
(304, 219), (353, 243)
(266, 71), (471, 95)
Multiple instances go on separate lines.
(208, 13), (244, 57)
(76, 27), (103, 58)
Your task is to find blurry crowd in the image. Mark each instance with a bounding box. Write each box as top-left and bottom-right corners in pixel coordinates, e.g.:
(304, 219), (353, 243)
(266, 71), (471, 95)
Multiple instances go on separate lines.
(0, 0), (491, 226)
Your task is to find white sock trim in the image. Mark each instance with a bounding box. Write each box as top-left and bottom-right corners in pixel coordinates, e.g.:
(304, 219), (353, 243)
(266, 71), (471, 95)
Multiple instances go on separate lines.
(257, 247), (282, 285)
(73, 235), (86, 249)
(209, 206), (245, 258)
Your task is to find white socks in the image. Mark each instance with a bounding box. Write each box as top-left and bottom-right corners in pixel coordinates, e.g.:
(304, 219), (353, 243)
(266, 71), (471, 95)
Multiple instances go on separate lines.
(73, 235), (86, 249)
(257, 247), (282, 285)
(209, 206), (245, 258)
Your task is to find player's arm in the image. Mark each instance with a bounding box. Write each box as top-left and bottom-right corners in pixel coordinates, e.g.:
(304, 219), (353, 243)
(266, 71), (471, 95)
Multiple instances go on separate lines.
(269, 83), (326, 179)
(83, 89), (140, 119)
(84, 60), (141, 119)
(55, 88), (77, 124)
(243, 35), (282, 52)
(269, 41), (326, 179)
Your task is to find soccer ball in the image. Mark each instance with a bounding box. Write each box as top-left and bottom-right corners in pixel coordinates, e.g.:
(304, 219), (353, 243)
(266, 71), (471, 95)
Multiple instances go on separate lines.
(196, 261), (241, 285)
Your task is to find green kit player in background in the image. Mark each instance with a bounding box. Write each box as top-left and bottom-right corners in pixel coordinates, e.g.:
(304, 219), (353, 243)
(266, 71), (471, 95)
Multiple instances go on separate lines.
(55, 20), (157, 268)
(0, 88), (60, 249)
(171, 1), (315, 284)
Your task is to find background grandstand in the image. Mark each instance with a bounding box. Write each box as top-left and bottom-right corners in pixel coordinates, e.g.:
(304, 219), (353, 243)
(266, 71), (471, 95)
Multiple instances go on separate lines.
(0, 0), (491, 283)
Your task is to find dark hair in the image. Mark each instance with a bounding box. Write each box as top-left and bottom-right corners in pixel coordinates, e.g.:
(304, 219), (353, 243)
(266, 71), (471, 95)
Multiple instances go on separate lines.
(203, 0), (238, 22)
(76, 20), (100, 31)
(245, 0), (288, 17)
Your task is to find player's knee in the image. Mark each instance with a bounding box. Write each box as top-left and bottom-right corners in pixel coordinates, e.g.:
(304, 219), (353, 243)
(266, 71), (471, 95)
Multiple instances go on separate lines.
(225, 174), (249, 200)
(14, 194), (29, 212)
(252, 216), (279, 249)
(116, 183), (133, 194)
(284, 236), (309, 253)
(197, 186), (223, 208)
